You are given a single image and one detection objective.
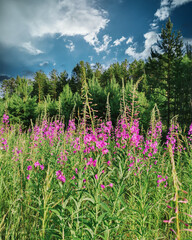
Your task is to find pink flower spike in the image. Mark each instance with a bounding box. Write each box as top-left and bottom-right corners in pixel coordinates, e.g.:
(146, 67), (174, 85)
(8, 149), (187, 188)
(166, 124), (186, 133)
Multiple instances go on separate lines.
(101, 184), (105, 189)
(34, 161), (40, 167)
(72, 175), (75, 180)
(167, 205), (172, 209)
(108, 183), (113, 188)
(178, 198), (188, 204)
(40, 165), (44, 170)
(107, 161), (111, 166)
(27, 174), (30, 180)
(102, 148), (108, 155)
(27, 165), (32, 171)
(95, 174), (98, 180)
(102, 170), (105, 173)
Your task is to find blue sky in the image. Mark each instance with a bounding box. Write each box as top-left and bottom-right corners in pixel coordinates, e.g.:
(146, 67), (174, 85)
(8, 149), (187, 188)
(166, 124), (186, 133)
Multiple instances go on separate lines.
(0, 0), (192, 79)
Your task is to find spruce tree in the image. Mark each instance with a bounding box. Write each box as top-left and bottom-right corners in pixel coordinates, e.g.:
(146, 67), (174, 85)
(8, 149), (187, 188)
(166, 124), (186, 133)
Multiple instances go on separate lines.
(146, 18), (183, 130)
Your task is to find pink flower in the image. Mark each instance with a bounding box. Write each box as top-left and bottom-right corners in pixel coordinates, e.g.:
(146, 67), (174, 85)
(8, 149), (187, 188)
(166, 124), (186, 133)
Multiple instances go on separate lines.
(72, 175), (75, 180)
(27, 165), (32, 171)
(101, 184), (105, 189)
(95, 174), (98, 180)
(107, 161), (111, 166)
(102, 148), (108, 155)
(108, 183), (113, 187)
(40, 165), (44, 170)
(34, 161), (40, 167)
(27, 174), (30, 180)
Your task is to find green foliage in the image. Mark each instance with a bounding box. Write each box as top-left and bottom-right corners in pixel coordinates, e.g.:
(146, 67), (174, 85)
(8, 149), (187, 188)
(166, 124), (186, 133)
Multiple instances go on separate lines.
(146, 18), (183, 130)
(6, 94), (37, 127)
(59, 84), (74, 124)
(105, 76), (121, 124)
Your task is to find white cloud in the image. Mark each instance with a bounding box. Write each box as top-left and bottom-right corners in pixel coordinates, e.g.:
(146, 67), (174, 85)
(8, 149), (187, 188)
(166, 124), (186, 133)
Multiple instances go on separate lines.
(125, 31), (159, 60)
(0, 0), (109, 51)
(86, 34), (112, 54)
(126, 37), (133, 44)
(21, 42), (43, 55)
(154, 6), (170, 20)
(154, 0), (192, 22)
(171, 0), (192, 7)
(161, 0), (169, 6)
(65, 40), (75, 52)
(113, 36), (126, 46)
(39, 61), (49, 67)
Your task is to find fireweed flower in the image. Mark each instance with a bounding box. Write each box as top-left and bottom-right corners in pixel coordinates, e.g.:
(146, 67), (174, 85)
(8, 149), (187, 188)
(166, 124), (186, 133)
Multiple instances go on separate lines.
(27, 165), (32, 171)
(102, 148), (108, 154)
(40, 165), (44, 170)
(56, 170), (66, 183)
(107, 161), (111, 166)
(34, 161), (40, 167)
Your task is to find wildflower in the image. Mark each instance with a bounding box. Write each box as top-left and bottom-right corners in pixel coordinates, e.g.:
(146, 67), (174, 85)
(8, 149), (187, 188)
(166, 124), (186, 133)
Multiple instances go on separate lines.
(108, 183), (113, 187)
(40, 165), (44, 170)
(102, 148), (108, 154)
(27, 174), (30, 180)
(101, 184), (105, 189)
(107, 161), (111, 166)
(56, 170), (66, 183)
(95, 174), (98, 180)
(34, 161), (40, 167)
(27, 165), (32, 171)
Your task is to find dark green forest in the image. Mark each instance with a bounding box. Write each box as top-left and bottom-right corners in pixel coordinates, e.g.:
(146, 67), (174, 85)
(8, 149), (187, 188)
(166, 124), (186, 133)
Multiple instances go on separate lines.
(1, 19), (192, 131)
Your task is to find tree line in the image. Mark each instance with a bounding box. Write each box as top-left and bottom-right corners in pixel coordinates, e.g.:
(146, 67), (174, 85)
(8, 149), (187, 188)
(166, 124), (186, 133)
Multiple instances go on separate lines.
(0, 19), (192, 131)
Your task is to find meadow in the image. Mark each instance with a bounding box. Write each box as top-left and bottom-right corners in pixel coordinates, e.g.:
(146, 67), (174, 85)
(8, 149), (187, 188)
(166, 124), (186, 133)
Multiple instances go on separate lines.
(0, 98), (192, 240)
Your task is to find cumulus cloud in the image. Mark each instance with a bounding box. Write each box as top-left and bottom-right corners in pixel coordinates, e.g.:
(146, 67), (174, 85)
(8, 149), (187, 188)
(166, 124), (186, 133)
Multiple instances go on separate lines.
(154, 0), (192, 22)
(154, 6), (170, 21)
(21, 42), (44, 55)
(126, 37), (133, 44)
(65, 40), (75, 52)
(113, 36), (126, 46)
(0, 0), (109, 52)
(125, 32), (159, 60)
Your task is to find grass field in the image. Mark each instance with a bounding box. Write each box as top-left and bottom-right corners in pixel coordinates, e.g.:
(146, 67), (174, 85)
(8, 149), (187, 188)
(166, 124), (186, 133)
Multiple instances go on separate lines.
(0, 111), (192, 240)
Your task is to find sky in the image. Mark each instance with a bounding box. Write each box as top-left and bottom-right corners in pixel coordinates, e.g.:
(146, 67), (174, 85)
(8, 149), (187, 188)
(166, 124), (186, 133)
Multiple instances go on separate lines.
(0, 0), (192, 79)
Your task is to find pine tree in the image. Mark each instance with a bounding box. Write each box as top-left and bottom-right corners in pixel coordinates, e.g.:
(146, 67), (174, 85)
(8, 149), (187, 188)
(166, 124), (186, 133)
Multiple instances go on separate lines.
(146, 18), (183, 130)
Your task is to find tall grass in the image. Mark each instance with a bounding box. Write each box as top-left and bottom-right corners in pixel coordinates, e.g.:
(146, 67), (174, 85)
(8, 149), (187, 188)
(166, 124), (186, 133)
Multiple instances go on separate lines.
(0, 84), (192, 239)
